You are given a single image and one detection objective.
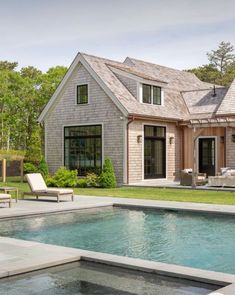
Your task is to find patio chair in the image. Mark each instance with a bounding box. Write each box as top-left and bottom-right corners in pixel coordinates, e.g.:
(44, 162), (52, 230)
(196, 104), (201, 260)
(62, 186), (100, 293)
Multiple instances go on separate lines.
(23, 173), (74, 202)
(0, 193), (11, 207)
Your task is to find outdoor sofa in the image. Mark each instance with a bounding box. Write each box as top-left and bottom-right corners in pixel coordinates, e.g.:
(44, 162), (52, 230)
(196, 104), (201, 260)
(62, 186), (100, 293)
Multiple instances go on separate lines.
(23, 173), (74, 202)
(0, 194), (11, 207)
(180, 169), (207, 186)
(208, 168), (235, 187)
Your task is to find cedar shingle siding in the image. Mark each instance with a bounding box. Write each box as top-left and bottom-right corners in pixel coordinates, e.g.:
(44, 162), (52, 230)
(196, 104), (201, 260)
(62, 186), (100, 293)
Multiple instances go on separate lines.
(40, 53), (235, 184)
(45, 63), (125, 183)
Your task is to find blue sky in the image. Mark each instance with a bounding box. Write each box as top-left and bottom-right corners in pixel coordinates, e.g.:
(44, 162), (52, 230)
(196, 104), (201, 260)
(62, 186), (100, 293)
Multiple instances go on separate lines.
(1, 0), (235, 71)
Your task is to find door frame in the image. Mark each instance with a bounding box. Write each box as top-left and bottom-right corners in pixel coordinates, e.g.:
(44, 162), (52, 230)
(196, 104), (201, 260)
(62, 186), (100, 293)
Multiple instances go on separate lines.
(197, 136), (217, 175)
(142, 123), (168, 180)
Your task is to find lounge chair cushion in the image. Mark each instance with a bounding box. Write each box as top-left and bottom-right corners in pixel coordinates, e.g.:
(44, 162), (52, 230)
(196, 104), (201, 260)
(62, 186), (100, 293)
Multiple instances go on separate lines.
(35, 188), (73, 194)
(26, 173), (48, 192)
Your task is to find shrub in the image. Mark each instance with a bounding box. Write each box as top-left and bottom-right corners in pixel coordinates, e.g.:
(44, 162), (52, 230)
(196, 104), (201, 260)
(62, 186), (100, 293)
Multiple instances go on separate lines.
(24, 162), (37, 174)
(77, 178), (88, 188)
(45, 175), (56, 187)
(86, 173), (99, 187)
(38, 158), (49, 177)
(99, 157), (116, 188)
(49, 167), (78, 187)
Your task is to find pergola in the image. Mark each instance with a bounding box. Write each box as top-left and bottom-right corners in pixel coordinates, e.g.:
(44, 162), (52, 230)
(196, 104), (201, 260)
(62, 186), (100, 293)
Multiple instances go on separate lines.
(180, 117), (235, 187)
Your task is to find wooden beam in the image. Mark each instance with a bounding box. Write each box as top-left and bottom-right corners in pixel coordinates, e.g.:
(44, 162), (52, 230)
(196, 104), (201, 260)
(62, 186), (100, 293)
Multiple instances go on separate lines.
(192, 128), (204, 188)
(20, 159), (24, 182)
(2, 159), (6, 183)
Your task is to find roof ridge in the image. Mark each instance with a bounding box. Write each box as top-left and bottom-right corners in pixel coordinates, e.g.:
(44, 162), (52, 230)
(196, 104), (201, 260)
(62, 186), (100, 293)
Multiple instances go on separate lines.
(81, 52), (124, 65)
(106, 63), (168, 84)
(181, 87), (227, 93)
(128, 57), (197, 76)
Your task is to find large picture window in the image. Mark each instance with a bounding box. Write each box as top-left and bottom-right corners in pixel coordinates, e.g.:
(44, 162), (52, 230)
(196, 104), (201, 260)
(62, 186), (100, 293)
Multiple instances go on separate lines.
(64, 125), (102, 175)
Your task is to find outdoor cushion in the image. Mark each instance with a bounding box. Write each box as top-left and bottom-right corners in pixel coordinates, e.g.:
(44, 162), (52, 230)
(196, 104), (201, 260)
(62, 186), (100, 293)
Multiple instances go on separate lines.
(221, 167), (231, 175)
(183, 168), (193, 173)
(223, 169), (235, 176)
(26, 173), (48, 192)
(35, 188), (73, 194)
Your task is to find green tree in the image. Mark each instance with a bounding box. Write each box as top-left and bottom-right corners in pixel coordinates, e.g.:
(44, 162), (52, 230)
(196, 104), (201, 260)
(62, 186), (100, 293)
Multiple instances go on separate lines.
(207, 41), (235, 74)
(0, 61), (18, 71)
(188, 64), (221, 85)
(0, 61), (67, 159)
(39, 66), (67, 106)
(187, 42), (235, 86)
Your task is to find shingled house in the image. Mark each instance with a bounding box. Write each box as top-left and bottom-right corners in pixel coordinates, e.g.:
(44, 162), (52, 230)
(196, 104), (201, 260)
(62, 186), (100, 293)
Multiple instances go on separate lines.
(39, 53), (235, 184)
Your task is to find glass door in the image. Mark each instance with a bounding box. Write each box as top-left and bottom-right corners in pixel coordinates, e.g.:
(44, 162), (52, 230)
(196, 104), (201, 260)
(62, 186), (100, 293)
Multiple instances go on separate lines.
(198, 138), (216, 176)
(144, 126), (166, 179)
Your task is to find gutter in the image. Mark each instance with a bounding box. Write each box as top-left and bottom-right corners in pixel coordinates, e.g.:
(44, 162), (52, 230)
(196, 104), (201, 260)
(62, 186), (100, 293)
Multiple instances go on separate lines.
(128, 113), (182, 123)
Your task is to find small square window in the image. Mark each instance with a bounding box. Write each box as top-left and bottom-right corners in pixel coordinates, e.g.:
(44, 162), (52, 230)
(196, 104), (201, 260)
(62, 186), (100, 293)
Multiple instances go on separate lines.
(77, 84), (88, 104)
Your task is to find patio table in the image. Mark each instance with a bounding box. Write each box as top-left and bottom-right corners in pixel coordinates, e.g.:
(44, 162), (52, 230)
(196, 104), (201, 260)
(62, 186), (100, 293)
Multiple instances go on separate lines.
(0, 187), (18, 202)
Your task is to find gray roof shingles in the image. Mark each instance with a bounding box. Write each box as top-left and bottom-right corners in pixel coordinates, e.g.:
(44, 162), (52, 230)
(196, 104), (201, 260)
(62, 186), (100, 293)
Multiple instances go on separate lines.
(82, 53), (234, 121)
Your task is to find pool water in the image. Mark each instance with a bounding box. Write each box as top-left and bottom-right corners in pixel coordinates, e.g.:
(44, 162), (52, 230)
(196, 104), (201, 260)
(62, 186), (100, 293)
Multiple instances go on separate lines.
(0, 261), (218, 295)
(1, 206), (235, 274)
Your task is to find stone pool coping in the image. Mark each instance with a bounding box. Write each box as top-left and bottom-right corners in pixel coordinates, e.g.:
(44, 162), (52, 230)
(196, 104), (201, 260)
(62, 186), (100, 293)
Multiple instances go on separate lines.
(2, 195), (235, 220)
(0, 236), (234, 295)
(2, 196), (235, 294)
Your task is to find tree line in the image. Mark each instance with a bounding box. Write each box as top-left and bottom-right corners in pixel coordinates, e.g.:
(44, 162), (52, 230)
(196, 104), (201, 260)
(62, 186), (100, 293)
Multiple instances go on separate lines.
(187, 41), (235, 86)
(0, 42), (234, 162)
(0, 62), (67, 161)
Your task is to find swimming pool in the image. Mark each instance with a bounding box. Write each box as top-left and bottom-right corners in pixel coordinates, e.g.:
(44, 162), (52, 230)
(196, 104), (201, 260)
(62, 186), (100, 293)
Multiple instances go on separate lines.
(1, 206), (235, 274)
(0, 261), (217, 295)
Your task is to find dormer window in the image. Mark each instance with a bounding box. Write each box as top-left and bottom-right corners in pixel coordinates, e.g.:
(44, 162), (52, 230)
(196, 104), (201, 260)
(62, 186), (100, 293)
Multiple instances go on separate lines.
(77, 84), (88, 104)
(142, 84), (162, 105)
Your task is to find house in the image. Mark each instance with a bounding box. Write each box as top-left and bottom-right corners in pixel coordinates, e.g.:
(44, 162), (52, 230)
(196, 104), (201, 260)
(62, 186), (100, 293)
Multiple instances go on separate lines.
(38, 53), (235, 184)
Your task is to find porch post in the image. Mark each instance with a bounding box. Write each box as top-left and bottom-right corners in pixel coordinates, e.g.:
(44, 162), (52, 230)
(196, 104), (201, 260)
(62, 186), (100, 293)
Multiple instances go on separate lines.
(192, 130), (197, 188)
(192, 127), (203, 188)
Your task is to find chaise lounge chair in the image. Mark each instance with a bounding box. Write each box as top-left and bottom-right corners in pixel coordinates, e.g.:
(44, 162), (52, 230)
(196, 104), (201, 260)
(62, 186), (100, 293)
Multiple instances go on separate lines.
(23, 173), (74, 202)
(0, 194), (11, 207)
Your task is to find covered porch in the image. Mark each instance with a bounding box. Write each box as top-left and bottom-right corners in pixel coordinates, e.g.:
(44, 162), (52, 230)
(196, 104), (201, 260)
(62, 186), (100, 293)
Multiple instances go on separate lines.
(180, 117), (235, 187)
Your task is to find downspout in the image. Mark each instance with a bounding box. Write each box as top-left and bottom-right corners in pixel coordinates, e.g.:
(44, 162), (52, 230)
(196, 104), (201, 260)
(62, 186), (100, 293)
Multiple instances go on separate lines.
(224, 127), (227, 167)
(126, 115), (135, 184)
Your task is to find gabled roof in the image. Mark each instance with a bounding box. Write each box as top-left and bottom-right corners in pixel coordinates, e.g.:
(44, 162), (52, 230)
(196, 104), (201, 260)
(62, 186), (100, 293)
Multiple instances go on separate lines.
(124, 57), (212, 91)
(217, 78), (235, 115)
(39, 52), (235, 123)
(82, 53), (188, 120)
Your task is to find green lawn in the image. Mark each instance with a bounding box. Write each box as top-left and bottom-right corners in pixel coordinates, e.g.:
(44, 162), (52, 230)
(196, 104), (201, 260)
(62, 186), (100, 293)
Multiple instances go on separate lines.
(1, 178), (235, 205)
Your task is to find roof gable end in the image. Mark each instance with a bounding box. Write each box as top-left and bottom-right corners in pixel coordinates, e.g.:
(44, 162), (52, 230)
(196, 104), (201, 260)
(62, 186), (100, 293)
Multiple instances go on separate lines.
(38, 53), (128, 122)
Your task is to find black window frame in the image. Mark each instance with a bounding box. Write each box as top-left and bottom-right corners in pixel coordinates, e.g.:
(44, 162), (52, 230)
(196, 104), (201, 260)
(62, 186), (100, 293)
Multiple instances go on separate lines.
(77, 84), (88, 105)
(142, 84), (151, 104)
(152, 85), (161, 105)
(64, 125), (102, 176)
(142, 84), (162, 105)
